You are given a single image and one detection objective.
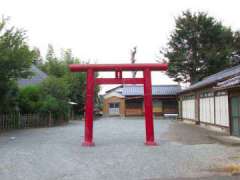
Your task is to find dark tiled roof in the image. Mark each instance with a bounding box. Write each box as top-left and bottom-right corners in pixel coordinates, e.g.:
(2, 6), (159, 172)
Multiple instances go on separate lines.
(105, 85), (123, 93)
(122, 85), (181, 96)
(18, 65), (48, 87)
(180, 64), (240, 93)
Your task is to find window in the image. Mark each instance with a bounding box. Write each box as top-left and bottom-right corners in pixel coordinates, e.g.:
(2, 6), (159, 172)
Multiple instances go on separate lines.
(182, 95), (195, 100)
(153, 99), (162, 108)
(200, 91), (214, 98)
(109, 103), (119, 108)
(125, 99), (143, 109)
(216, 91), (227, 96)
(115, 103), (119, 108)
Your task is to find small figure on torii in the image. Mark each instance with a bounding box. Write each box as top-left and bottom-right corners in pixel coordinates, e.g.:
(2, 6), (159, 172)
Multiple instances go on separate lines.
(130, 46), (137, 78)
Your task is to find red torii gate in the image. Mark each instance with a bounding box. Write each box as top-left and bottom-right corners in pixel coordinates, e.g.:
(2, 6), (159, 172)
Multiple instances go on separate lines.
(69, 63), (168, 146)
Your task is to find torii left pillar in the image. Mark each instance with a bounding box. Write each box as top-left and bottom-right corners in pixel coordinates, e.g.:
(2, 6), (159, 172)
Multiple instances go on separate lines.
(69, 63), (168, 147)
(83, 68), (95, 146)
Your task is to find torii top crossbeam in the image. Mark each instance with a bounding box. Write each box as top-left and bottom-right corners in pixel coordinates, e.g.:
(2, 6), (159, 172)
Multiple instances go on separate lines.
(69, 63), (168, 147)
(69, 63), (168, 72)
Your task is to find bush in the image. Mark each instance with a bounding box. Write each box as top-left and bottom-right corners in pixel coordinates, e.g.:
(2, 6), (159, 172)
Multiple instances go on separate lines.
(39, 95), (59, 112)
(39, 95), (69, 114)
(18, 77), (70, 116)
(18, 85), (42, 113)
(39, 77), (70, 115)
(40, 76), (69, 101)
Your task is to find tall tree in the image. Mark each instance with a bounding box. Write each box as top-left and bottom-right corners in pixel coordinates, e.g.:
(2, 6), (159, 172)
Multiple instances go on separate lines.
(43, 44), (65, 77)
(61, 48), (75, 64)
(231, 31), (240, 65)
(0, 17), (36, 111)
(40, 46), (101, 115)
(32, 47), (43, 65)
(164, 11), (234, 84)
(46, 44), (56, 62)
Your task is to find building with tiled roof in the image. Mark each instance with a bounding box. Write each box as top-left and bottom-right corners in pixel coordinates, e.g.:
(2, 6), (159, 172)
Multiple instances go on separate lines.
(122, 85), (181, 96)
(103, 84), (181, 116)
(17, 65), (48, 87)
(178, 64), (240, 137)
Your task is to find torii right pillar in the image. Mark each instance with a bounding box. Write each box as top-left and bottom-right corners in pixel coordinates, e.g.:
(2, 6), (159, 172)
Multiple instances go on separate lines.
(143, 68), (157, 145)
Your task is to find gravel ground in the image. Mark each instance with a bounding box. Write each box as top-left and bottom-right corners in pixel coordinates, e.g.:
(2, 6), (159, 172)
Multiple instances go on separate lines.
(0, 117), (240, 180)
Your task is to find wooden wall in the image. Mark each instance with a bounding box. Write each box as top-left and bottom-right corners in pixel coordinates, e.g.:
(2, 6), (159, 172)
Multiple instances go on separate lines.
(125, 97), (178, 116)
(163, 100), (178, 114)
(103, 96), (125, 116)
(125, 99), (143, 116)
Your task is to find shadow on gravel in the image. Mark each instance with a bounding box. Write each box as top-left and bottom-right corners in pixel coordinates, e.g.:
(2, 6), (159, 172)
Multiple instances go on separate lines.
(162, 121), (227, 145)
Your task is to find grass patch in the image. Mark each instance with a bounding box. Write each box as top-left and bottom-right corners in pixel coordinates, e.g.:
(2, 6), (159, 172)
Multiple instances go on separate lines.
(212, 164), (240, 176)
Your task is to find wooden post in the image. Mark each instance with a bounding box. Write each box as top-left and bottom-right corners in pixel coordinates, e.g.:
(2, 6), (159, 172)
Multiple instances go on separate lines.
(48, 112), (52, 127)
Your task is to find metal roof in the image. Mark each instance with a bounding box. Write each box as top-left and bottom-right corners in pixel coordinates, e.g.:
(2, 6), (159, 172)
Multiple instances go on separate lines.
(18, 65), (48, 87)
(217, 75), (240, 88)
(122, 85), (181, 96)
(180, 64), (240, 93)
(105, 85), (123, 93)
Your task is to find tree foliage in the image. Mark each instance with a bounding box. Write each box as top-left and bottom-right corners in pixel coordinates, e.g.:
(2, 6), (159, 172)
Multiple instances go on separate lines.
(39, 95), (63, 113)
(18, 85), (42, 113)
(164, 11), (235, 84)
(18, 82), (70, 114)
(0, 17), (36, 112)
(40, 44), (66, 77)
(63, 72), (86, 113)
(39, 45), (100, 115)
(231, 31), (240, 65)
(0, 16), (100, 115)
(0, 81), (19, 112)
(40, 76), (69, 102)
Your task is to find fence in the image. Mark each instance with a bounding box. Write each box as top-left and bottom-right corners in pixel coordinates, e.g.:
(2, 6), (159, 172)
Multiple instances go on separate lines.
(0, 112), (69, 130)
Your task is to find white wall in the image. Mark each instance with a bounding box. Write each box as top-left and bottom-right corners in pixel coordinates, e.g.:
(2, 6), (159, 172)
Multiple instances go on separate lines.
(182, 91), (230, 128)
(200, 97), (215, 124)
(215, 95), (229, 127)
(182, 99), (195, 120)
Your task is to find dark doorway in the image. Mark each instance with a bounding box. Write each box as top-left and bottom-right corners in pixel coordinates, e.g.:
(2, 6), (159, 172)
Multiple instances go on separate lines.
(230, 96), (240, 137)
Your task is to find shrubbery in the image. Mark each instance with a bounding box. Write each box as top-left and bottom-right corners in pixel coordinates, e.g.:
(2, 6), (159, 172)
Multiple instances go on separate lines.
(18, 77), (70, 116)
(18, 85), (42, 113)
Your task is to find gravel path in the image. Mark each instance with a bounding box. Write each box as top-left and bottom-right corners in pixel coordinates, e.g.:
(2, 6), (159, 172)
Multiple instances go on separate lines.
(0, 117), (240, 180)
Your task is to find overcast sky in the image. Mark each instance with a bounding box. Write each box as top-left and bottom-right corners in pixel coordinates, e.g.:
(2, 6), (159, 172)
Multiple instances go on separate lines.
(1, 0), (240, 93)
